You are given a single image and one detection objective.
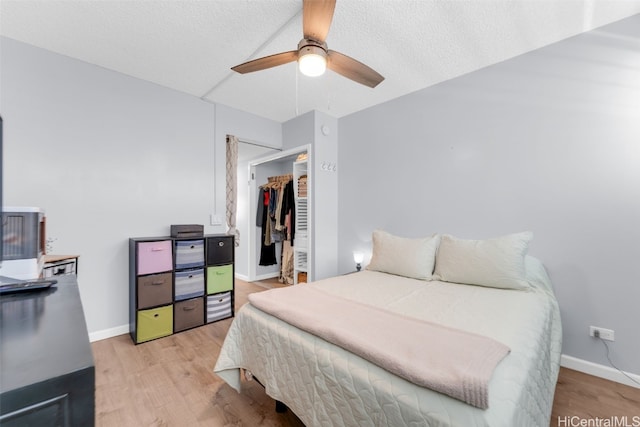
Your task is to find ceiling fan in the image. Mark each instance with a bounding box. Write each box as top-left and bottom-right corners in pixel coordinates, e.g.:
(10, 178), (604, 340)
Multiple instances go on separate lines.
(230, 0), (384, 88)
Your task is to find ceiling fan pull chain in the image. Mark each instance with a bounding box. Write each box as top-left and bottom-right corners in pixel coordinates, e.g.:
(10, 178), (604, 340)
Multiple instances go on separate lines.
(295, 66), (300, 117)
(327, 72), (332, 113)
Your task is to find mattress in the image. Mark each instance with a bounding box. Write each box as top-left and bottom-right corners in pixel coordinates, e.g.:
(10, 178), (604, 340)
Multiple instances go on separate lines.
(214, 256), (562, 426)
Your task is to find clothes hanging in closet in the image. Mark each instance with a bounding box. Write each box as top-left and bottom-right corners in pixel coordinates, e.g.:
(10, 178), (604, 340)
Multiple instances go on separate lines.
(258, 188), (277, 266)
(257, 176), (296, 278)
(280, 180), (295, 244)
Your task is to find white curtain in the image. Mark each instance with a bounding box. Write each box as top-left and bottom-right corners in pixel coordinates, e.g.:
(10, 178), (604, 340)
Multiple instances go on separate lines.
(226, 135), (240, 246)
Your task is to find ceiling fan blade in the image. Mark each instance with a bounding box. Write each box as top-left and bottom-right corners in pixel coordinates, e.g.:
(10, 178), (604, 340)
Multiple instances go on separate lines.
(303, 0), (336, 42)
(327, 50), (384, 88)
(231, 51), (298, 74)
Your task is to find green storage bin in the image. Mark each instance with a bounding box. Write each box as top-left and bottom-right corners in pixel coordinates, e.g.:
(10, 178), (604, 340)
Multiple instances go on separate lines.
(137, 305), (173, 343)
(207, 264), (233, 294)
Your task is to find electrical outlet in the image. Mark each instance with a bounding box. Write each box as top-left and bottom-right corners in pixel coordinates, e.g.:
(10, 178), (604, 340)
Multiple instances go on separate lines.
(590, 326), (615, 341)
(210, 214), (223, 226)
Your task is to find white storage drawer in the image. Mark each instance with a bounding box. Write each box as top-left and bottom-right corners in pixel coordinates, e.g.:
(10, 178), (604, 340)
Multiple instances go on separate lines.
(174, 268), (205, 301)
(174, 239), (205, 269)
(207, 292), (232, 323)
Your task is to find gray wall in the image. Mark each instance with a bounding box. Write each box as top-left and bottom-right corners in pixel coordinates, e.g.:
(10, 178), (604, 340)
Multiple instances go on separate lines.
(311, 111), (338, 280)
(283, 111), (339, 281)
(0, 37), (281, 336)
(338, 16), (640, 373)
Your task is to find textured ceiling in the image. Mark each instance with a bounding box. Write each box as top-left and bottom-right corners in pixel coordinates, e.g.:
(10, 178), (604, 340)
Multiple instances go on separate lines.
(1, 1), (639, 123)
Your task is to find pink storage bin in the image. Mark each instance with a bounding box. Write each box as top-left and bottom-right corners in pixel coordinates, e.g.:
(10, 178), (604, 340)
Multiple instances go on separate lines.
(137, 240), (173, 275)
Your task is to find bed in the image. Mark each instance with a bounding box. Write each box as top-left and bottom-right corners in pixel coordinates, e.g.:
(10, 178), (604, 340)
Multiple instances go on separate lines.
(214, 231), (562, 426)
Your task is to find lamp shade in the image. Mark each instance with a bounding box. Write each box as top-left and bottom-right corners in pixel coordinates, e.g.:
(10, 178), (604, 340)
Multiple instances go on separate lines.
(298, 45), (327, 77)
(353, 252), (364, 264)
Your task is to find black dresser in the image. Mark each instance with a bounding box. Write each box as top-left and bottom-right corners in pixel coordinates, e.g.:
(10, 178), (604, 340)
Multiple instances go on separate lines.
(0, 275), (95, 426)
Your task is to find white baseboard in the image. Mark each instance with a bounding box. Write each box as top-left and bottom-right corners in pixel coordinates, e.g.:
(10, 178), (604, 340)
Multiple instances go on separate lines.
(561, 354), (640, 389)
(235, 273), (278, 282)
(89, 324), (129, 342)
(253, 272), (280, 281)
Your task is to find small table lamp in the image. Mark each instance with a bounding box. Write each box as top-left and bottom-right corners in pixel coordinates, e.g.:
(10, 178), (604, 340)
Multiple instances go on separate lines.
(353, 252), (364, 272)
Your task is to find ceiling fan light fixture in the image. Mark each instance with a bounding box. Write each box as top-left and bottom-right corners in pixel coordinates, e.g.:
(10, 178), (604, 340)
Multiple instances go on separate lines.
(230, 1), (384, 88)
(298, 45), (327, 77)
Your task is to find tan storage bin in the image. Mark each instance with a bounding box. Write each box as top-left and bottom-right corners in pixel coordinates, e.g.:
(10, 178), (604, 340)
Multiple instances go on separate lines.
(174, 297), (204, 332)
(137, 272), (173, 309)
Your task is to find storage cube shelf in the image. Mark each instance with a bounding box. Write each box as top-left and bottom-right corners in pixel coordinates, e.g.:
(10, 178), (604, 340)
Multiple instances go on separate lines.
(129, 234), (234, 344)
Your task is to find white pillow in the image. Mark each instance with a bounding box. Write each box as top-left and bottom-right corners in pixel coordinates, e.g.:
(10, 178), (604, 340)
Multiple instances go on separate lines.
(366, 230), (440, 280)
(433, 232), (533, 290)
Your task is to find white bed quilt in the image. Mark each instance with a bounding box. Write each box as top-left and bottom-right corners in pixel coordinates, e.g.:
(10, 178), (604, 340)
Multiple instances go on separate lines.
(214, 257), (562, 427)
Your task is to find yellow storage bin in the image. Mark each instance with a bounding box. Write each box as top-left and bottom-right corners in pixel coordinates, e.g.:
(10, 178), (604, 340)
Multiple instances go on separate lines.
(207, 264), (233, 294)
(136, 305), (173, 343)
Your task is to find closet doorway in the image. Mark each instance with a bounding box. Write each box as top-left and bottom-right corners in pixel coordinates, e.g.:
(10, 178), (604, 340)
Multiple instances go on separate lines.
(246, 145), (310, 283)
(235, 141), (280, 282)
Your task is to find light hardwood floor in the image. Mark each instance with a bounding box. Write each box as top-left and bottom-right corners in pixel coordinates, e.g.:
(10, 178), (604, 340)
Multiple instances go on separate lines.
(93, 279), (640, 426)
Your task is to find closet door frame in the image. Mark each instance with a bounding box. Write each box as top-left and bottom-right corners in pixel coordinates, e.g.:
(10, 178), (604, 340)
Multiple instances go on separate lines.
(247, 145), (311, 282)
